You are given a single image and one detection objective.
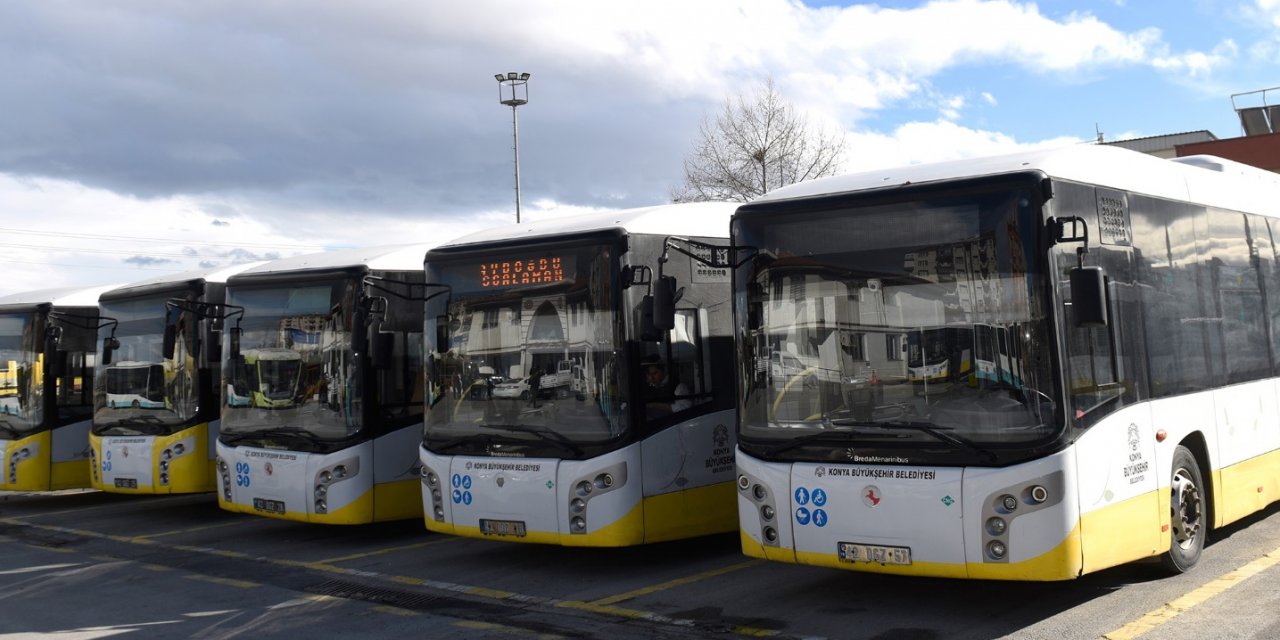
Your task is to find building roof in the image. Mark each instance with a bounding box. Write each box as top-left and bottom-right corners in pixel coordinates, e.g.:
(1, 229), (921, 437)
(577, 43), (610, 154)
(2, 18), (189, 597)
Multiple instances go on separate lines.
(1102, 130), (1218, 154)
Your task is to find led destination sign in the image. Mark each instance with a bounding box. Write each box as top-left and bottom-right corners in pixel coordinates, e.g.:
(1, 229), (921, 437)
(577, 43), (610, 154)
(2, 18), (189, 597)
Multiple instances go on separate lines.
(480, 256), (572, 288)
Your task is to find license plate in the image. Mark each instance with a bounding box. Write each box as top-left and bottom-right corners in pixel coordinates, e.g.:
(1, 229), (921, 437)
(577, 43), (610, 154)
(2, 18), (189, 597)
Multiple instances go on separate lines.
(838, 542), (912, 565)
(479, 519), (527, 537)
(253, 498), (286, 514)
(113, 478), (138, 489)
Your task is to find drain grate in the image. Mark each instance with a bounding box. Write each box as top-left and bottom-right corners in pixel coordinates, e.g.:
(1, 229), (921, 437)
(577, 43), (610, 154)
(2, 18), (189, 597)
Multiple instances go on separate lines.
(307, 578), (444, 611)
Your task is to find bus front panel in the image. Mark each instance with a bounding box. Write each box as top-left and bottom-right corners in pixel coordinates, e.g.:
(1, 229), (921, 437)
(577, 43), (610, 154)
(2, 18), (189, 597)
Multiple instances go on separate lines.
(216, 439), (374, 524)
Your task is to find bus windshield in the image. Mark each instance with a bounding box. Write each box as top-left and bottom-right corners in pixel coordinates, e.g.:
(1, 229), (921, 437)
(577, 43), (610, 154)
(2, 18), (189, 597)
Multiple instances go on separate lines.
(93, 294), (198, 436)
(423, 242), (625, 459)
(220, 279), (359, 442)
(0, 313), (42, 434)
(734, 186), (1063, 465)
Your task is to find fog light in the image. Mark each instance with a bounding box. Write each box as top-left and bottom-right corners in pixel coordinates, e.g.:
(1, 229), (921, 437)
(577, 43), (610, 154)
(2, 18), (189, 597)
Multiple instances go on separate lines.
(576, 481), (592, 496)
(986, 517), (1007, 536)
(319, 470), (332, 483)
(570, 498), (586, 514)
(594, 473), (613, 489)
(173, 443), (185, 455)
(752, 484), (767, 501)
(159, 472), (169, 484)
(738, 474), (751, 490)
(159, 460), (169, 471)
(433, 506), (444, 519)
(1000, 494), (1018, 512)
(1029, 485), (1048, 504)
(316, 499), (327, 513)
(431, 489), (442, 501)
(571, 516), (586, 532)
(425, 471), (438, 485)
(761, 505), (775, 520)
(315, 485), (327, 499)
(333, 465), (348, 479)
(987, 540), (1007, 560)
(161, 449), (173, 461)
(764, 527), (778, 542)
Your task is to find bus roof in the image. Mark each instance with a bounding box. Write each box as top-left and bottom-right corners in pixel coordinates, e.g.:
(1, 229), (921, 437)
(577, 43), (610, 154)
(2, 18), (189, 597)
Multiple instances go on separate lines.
(232, 243), (440, 279)
(0, 283), (122, 311)
(101, 262), (268, 299)
(434, 202), (737, 251)
(752, 144), (1280, 218)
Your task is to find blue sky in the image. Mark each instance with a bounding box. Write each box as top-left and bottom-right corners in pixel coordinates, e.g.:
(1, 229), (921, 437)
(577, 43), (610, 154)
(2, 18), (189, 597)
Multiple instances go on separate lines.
(0, 0), (1276, 294)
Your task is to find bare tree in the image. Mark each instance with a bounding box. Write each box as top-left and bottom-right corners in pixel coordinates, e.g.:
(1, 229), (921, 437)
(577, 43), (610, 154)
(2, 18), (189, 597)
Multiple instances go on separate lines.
(673, 79), (845, 203)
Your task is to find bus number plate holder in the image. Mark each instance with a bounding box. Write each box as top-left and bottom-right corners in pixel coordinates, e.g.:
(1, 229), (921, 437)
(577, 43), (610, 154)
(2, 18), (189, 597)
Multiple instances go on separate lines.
(480, 519), (527, 537)
(838, 542), (911, 565)
(113, 478), (138, 489)
(253, 498), (286, 514)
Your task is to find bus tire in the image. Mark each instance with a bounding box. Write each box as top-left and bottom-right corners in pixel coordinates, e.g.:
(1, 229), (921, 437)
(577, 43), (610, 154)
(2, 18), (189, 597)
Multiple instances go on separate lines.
(1160, 445), (1206, 574)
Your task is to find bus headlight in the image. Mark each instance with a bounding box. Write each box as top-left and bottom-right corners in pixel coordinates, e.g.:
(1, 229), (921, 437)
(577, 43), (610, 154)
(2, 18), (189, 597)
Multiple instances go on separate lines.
(761, 505), (775, 520)
(315, 485), (327, 499)
(1028, 485), (1049, 504)
(594, 473), (613, 489)
(764, 527), (778, 542)
(576, 481), (592, 496)
(570, 498), (586, 514)
(173, 443), (185, 456)
(159, 460), (169, 471)
(319, 470), (332, 483)
(161, 449), (173, 461)
(738, 474), (751, 490)
(986, 517), (1007, 536)
(987, 540), (1007, 560)
(425, 471), (438, 487)
(315, 499), (327, 514)
(333, 465), (348, 479)
(434, 506), (444, 519)
(571, 516), (586, 532)
(752, 484), (767, 501)
(999, 494), (1018, 512)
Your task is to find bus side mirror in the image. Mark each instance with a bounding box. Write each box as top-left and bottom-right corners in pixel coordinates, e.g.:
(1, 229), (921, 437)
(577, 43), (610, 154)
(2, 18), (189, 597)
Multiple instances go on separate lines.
(199, 321), (220, 370)
(651, 275), (677, 332)
(372, 332), (395, 370)
(162, 324), (177, 360)
(228, 327), (242, 360)
(1070, 266), (1109, 328)
(435, 316), (451, 355)
(102, 336), (120, 366)
(639, 295), (660, 342)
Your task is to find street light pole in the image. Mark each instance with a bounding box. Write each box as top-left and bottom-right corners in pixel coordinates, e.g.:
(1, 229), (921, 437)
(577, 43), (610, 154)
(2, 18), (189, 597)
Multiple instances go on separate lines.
(495, 72), (530, 223)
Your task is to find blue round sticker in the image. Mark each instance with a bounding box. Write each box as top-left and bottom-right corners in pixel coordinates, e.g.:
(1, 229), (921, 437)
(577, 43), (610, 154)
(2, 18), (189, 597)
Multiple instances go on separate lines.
(451, 474), (462, 488)
(462, 475), (472, 490)
(462, 491), (473, 505)
(812, 488), (827, 507)
(813, 509), (828, 527)
(451, 489), (462, 504)
(796, 507), (811, 525)
(795, 487), (810, 506)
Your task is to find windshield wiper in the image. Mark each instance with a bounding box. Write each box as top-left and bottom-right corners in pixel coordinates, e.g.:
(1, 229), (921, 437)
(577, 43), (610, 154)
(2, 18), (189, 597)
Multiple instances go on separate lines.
(759, 427), (910, 457)
(0, 420), (21, 439)
(224, 427), (329, 450)
(476, 423), (584, 457)
(830, 419), (998, 464)
(94, 415), (169, 436)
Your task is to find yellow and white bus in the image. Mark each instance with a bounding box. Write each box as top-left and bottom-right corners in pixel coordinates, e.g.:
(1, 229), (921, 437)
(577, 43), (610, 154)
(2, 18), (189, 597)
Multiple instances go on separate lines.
(733, 145), (1280, 580)
(0, 284), (119, 491)
(420, 203), (740, 546)
(215, 244), (434, 524)
(90, 264), (262, 494)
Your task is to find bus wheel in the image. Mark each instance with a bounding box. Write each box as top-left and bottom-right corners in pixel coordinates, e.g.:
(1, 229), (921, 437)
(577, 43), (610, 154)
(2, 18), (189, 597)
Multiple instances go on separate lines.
(1161, 445), (1205, 573)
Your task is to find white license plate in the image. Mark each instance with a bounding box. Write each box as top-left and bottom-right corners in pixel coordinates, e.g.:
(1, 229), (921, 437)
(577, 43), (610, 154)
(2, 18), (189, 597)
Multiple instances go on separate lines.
(479, 519), (527, 537)
(253, 498), (286, 514)
(838, 542), (912, 565)
(113, 478), (138, 489)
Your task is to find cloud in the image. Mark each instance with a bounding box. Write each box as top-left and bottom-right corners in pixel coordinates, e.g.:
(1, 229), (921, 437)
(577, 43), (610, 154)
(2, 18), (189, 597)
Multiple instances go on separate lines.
(124, 256), (178, 267)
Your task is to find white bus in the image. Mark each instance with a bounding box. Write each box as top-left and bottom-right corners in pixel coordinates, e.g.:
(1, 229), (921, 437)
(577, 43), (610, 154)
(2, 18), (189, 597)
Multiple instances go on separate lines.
(733, 145), (1280, 580)
(90, 264), (262, 494)
(0, 284), (119, 491)
(420, 202), (739, 546)
(216, 244), (434, 524)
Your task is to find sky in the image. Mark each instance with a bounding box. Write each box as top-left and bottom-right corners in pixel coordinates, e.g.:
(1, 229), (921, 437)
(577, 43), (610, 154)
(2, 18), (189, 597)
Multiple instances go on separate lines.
(0, 0), (1277, 296)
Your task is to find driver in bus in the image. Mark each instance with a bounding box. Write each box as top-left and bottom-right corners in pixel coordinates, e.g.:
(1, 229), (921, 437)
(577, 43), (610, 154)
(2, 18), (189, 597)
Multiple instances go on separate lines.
(642, 357), (691, 419)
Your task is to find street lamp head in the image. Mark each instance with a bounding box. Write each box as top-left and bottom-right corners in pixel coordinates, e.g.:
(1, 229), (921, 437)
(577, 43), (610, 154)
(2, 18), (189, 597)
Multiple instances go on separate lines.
(507, 72), (518, 80)
(519, 72), (530, 81)
(494, 73), (505, 82)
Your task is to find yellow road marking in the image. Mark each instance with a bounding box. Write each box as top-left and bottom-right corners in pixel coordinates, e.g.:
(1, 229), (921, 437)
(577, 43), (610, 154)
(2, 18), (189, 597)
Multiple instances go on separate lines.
(133, 520), (246, 540)
(453, 620), (563, 638)
(185, 574), (260, 589)
(555, 599), (659, 620)
(590, 559), (760, 605)
(315, 537), (454, 564)
(1103, 545), (1280, 639)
